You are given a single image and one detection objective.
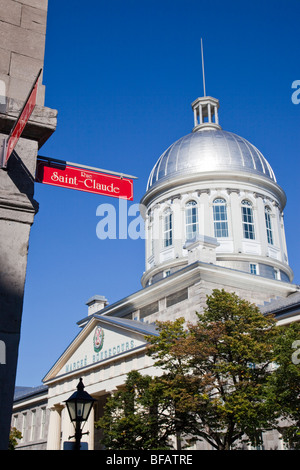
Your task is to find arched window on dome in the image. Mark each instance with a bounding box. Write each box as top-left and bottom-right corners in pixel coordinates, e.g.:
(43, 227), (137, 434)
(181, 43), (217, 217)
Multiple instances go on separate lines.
(265, 206), (273, 245)
(163, 208), (173, 247)
(241, 200), (255, 240)
(185, 200), (198, 240)
(213, 198), (228, 238)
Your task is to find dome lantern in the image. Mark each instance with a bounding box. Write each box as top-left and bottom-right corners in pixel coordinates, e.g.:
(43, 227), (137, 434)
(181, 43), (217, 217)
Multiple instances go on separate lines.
(191, 96), (221, 131)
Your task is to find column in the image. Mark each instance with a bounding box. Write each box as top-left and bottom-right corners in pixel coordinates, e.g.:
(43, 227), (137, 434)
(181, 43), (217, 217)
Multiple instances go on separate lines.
(198, 190), (211, 237)
(229, 191), (243, 253)
(275, 204), (288, 264)
(207, 103), (211, 123)
(60, 406), (74, 450)
(255, 196), (267, 255)
(152, 204), (161, 265)
(0, 1), (57, 449)
(214, 105), (219, 124)
(144, 213), (150, 261)
(198, 104), (203, 125)
(47, 406), (62, 450)
(0, 137), (38, 449)
(172, 197), (183, 253)
(84, 405), (95, 450)
(193, 107), (198, 127)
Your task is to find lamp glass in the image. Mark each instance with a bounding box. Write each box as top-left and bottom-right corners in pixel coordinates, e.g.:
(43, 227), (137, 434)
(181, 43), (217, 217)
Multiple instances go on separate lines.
(66, 400), (77, 422)
(65, 378), (95, 424)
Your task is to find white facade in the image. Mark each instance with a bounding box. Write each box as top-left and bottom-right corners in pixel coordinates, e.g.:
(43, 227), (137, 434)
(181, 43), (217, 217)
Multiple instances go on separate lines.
(141, 96), (291, 289)
(44, 316), (160, 450)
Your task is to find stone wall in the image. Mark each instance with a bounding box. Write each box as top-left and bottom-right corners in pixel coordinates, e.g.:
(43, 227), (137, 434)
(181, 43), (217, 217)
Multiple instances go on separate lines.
(0, 0), (57, 449)
(0, 0), (48, 106)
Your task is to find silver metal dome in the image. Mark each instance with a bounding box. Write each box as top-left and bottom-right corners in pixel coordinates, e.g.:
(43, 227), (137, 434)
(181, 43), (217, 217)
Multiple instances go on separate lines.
(147, 129), (276, 190)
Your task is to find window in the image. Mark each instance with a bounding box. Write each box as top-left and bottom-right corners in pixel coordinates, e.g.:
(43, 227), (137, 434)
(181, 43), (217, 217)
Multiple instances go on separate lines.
(166, 287), (189, 307)
(213, 198), (229, 237)
(163, 209), (173, 247)
(30, 410), (36, 441)
(274, 268), (281, 280)
(250, 263), (258, 275)
(12, 415), (18, 430)
(164, 269), (171, 278)
(140, 301), (159, 320)
(185, 200), (198, 240)
(21, 413), (27, 442)
(40, 408), (46, 439)
(265, 206), (273, 245)
(241, 200), (255, 239)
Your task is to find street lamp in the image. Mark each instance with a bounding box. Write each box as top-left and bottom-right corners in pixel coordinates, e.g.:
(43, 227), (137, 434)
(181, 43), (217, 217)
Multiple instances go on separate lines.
(65, 378), (95, 450)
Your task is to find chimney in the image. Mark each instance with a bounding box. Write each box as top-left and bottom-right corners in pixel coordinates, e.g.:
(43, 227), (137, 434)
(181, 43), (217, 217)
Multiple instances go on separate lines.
(86, 295), (108, 316)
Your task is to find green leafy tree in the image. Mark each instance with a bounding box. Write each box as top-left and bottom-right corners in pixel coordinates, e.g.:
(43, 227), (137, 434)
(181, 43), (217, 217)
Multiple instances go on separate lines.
(96, 370), (176, 450)
(270, 321), (300, 448)
(147, 289), (280, 450)
(8, 427), (22, 450)
(96, 289), (300, 450)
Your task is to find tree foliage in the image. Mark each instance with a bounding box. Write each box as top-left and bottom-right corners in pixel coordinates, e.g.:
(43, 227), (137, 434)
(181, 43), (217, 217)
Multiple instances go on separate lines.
(270, 321), (300, 448)
(96, 289), (300, 450)
(8, 427), (22, 450)
(96, 370), (176, 450)
(147, 289), (279, 449)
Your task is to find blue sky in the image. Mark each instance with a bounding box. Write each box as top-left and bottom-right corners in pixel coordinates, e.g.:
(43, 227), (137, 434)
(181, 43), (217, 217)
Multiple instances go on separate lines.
(16, 0), (300, 385)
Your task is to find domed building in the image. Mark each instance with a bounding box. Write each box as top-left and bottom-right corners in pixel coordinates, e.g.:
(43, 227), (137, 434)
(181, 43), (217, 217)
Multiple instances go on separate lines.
(141, 95), (292, 290)
(11, 94), (300, 451)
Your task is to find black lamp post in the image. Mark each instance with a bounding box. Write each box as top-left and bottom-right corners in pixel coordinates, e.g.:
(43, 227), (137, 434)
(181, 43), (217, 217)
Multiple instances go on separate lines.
(65, 378), (95, 450)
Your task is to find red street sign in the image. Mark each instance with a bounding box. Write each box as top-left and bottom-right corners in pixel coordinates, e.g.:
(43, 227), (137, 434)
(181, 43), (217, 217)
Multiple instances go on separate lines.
(36, 159), (134, 200)
(1, 69), (41, 168)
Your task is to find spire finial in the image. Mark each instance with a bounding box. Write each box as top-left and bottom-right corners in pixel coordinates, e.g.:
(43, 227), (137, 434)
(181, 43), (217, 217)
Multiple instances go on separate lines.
(191, 40), (221, 131)
(201, 38), (206, 97)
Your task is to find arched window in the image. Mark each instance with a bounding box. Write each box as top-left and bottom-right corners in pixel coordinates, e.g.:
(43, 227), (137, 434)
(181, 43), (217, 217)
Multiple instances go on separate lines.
(185, 200), (198, 240)
(163, 209), (173, 247)
(241, 200), (255, 239)
(265, 206), (273, 245)
(213, 198), (228, 237)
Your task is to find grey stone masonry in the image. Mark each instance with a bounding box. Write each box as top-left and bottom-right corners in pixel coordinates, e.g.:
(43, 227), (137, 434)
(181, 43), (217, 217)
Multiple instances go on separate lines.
(0, 0), (49, 106)
(0, 0), (57, 450)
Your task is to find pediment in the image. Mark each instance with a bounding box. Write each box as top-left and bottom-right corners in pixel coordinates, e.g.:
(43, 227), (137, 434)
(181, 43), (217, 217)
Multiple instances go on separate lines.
(43, 315), (157, 382)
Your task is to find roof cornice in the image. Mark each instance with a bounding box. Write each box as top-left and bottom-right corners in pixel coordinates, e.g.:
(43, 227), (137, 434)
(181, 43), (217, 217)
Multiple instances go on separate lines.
(141, 171), (286, 209)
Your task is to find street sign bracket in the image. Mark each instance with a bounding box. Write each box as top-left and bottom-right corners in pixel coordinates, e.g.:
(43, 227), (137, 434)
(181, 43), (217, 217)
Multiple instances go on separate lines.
(35, 156), (137, 200)
(0, 68), (42, 169)
(37, 155), (138, 180)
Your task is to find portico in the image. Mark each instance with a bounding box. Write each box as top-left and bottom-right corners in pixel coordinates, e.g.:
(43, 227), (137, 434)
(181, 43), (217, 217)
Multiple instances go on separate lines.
(43, 315), (159, 450)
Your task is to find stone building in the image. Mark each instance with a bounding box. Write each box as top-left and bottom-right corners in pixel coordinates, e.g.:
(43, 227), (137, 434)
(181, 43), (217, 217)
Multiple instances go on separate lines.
(0, 0), (57, 448)
(12, 88), (300, 450)
(11, 92), (299, 450)
(11, 385), (48, 450)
